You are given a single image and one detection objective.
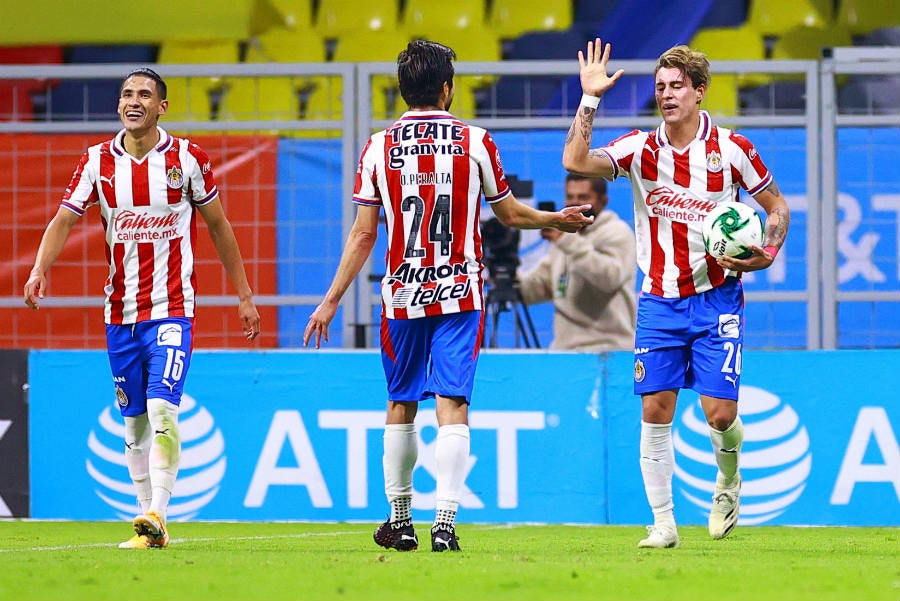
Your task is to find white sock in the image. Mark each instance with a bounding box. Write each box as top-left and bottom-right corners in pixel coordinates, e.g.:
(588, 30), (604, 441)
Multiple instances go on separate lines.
(383, 423), (417, 521)
(434, 424), (470, 517)
(710, 416), (743, 488)
(640, 421), (675, 526)
(124, 414), (153, 513)
(146, 397), (180, 519)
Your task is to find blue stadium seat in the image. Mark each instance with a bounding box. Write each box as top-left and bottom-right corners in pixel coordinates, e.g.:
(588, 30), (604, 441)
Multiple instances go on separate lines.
(487, 30), (585, 117)
(48, 45), (157, 121)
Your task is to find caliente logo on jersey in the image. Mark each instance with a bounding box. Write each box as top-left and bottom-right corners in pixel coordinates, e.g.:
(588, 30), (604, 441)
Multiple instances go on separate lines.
(673, 385), (811, 524)
(85, 393), (226, 521)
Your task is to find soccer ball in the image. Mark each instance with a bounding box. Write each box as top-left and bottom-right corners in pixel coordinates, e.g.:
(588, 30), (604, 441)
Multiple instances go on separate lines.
(701, 201), (764, 260)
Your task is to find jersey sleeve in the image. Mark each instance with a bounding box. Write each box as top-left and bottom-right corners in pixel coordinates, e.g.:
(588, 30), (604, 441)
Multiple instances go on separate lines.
(186, 142), (219, 205)
(353, 137), (383, 207)
(599, 129), (645, 181)
(60, 150), (98, 216)
(474, 130), (511, 204)
(728, 131), (773, 195)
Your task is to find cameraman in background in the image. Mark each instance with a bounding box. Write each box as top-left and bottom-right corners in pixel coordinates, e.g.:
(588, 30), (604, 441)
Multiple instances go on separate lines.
(518, 174), (636, 352)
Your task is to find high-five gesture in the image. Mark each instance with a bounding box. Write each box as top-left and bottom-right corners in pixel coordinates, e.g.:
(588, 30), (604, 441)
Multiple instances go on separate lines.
(579, 38), (625, 97)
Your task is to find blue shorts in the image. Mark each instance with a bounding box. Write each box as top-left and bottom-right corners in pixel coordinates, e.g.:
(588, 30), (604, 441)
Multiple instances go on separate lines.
(380, 311), (484, 403)
(106, 318), (194, 417)
(633, 277), (744, 400)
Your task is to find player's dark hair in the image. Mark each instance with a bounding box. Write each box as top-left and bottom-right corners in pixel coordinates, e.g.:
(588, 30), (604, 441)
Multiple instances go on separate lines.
(566, 173), (607, 197)
(397, 39), (455, 108)
(121, 67), (167, 100)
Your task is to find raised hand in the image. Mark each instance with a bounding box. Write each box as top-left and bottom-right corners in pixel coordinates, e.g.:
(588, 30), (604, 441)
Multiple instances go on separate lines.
(579, 38), (625, 97)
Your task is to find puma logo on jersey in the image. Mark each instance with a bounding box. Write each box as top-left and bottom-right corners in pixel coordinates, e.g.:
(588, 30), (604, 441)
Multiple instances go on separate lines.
(100, 174), (115, 187)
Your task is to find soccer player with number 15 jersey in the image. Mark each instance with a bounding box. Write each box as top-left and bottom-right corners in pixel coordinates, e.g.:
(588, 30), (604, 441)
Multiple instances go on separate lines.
(24, 68), (260, 549)
(304, 40), (592, 552)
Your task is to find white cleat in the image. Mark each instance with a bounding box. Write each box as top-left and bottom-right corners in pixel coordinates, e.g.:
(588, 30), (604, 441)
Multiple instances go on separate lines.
(709, 475), (741, 540)
(637, 524), (680, 549)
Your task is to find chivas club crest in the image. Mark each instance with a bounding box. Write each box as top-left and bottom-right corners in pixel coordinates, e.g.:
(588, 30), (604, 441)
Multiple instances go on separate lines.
(166, 165), (184, 189)
(706, 150), (723, 173)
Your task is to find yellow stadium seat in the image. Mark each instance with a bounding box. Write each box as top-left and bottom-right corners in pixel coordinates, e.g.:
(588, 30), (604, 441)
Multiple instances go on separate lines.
(157, 40), (240, 122)
(332, 30), (410, 121)
(747, 0), (832, 37)
(266, 0), (314, 31)
(316, 0), (399, 37)
(771, 24), (852, 60)
(403, 0), (486, 32)
(836, 0), (900, 36)
(488, 0), (572, 39)
(690, 25), (769, 109)
(222, 29), (339, 136)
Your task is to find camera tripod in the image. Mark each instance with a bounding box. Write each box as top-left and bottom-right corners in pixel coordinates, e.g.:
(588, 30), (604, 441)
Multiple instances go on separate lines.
(485, 280), (540, 349)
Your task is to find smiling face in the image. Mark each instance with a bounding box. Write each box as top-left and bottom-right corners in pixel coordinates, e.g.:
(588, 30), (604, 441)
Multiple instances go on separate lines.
(118, 75), (167, 135)
(655, 66), (704, 126)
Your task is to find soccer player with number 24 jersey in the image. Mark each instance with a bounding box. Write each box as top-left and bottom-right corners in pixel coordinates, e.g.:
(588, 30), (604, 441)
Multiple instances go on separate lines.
(304, 40), (592, 552)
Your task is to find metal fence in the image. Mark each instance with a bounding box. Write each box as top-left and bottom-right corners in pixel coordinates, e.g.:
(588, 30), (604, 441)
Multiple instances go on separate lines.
(0, 52), (897, 349)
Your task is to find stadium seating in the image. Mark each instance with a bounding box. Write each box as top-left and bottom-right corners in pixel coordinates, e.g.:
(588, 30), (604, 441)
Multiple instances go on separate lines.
(487, 29), (585, 117)
(332, 30), (411, 120)
(836, 0), (900, 37)
(747, 0), (833, 38)
(771, 24), (853, 60)
(488, 0), (573, 40)
(267, 0), (314, 30)
(157, 40), (240, 122)
(219, 28), (338, 133)
(0, 45), (63, 121)
(689, 26), (766, 116)
(47, 45), (156, 120)
(316, 0), (399, 37)
(697, 0), (749, 29)
(403, 0), (486, 32)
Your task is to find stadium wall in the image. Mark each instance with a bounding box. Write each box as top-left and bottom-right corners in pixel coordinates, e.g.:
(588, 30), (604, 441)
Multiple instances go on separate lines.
(19, 349), (900, 526)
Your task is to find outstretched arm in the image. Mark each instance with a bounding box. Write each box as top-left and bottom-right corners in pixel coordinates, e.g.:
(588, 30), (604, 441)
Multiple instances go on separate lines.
(197, 197), (261, 341)
(304, 204), (381, 349)
(490, 195), (593, 232)
(562, 38), (624, 178)
(23, 207), (80, 310)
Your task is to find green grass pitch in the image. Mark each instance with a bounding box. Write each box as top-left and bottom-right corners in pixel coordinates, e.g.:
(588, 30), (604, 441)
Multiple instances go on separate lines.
(1, 521), (897, 600)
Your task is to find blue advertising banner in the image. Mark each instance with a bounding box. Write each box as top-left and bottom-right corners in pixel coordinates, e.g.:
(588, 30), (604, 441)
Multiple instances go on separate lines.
(29, 350), (604, 523)
(29, 350), (900, 525)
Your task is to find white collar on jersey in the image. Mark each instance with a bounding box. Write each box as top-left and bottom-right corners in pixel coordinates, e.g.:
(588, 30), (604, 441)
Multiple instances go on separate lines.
(112, 126), (174, 157)
(398, 110), (456, 121)
(655, 110), (713, 147)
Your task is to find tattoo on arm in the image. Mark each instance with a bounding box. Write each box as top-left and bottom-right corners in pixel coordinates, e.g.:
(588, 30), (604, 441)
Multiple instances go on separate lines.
(578, 107), (595, 145)
(764, 181), (781, 197)
(764, 206), (790, 247)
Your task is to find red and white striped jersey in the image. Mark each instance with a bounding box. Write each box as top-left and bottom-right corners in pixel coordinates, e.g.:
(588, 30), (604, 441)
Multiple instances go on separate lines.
(354, 110), (511, 319)
(61, 127), (218, 324)
(598, 111), (773, 298)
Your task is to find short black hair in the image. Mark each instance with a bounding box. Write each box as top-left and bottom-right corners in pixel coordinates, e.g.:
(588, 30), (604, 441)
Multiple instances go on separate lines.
(397, 39), (455, 108)
(566, 173), (607, 197)
(121, 67), (167, 100)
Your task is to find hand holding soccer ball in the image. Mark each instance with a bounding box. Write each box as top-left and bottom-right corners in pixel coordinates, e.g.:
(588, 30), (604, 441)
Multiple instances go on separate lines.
(702, 201), (764, 260)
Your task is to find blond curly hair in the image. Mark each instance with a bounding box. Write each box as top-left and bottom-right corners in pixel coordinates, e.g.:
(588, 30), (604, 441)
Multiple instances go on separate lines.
(655, 45), (710, 90)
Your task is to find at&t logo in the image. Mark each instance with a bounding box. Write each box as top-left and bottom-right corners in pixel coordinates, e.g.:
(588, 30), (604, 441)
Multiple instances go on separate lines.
(86, 393), (226, 521)
(673, 385), (811, 524)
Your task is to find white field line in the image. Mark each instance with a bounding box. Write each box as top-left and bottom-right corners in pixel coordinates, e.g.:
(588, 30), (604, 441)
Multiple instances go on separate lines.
(0, 523), (554, 554)
(0, 529), (368, 553)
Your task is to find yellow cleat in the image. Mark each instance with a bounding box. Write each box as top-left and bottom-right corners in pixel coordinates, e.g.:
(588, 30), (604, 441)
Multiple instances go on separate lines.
(133, 511), (170, 548)
(118, 534), (151, 549)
